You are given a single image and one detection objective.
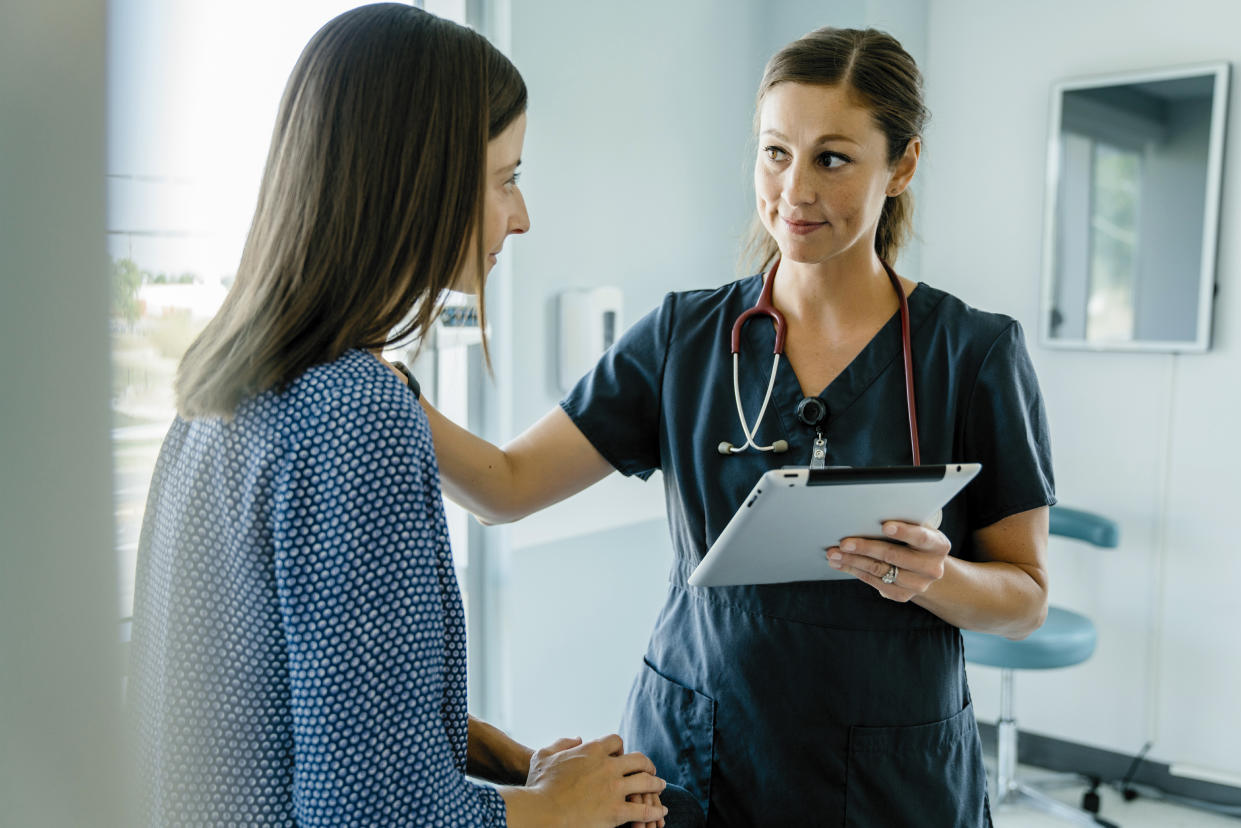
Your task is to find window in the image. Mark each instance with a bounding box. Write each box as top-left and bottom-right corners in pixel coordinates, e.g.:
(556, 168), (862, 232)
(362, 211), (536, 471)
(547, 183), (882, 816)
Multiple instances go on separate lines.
(1052, 130), (1143, 343)
(1086, 141), (1142, 341)
(109, 1), (476, 622)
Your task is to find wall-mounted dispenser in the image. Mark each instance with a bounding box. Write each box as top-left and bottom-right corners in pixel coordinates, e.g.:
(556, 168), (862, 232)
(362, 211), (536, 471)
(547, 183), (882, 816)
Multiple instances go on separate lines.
(557, 286), (623, 392)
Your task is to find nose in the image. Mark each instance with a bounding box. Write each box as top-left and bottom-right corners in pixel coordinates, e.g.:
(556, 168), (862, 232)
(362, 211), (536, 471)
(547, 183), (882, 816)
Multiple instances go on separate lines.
(782, 161), (816, 208)
(509, 189), (530, 236)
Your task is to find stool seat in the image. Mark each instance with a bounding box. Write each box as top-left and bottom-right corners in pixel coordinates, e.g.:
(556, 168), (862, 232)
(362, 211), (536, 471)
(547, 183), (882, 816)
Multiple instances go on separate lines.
(962, 607), (1096, 670)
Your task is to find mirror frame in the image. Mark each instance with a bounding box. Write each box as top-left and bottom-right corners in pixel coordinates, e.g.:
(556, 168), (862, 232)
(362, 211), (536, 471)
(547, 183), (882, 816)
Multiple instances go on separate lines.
(1039, 62), (1231, 353)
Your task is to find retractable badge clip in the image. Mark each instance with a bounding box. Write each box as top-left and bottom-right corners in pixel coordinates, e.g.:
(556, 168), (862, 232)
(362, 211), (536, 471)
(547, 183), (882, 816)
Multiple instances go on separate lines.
(797, 397), (828, 469)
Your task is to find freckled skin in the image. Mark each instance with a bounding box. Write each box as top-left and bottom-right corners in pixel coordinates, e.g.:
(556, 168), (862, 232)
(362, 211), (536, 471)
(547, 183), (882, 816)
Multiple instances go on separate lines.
(754, 82), (915, 270)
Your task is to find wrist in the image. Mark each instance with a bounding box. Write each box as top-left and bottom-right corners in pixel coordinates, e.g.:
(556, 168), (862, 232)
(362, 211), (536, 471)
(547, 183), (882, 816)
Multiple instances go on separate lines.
(507, 743), (536, 785)
(468, 716), (535, 785)
(499, 785), (560, 828)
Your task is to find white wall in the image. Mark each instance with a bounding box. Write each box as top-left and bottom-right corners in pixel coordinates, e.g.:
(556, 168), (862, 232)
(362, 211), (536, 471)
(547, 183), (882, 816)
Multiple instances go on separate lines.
(478, 0), (760, 743)
(0, 2), (130, 825)
(921, 0), (1241, 783)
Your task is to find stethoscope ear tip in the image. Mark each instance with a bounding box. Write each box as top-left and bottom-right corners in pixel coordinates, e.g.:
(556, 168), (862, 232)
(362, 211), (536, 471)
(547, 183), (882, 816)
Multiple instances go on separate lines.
(717, 442), (735, 455)
(772, 440), (789, 453)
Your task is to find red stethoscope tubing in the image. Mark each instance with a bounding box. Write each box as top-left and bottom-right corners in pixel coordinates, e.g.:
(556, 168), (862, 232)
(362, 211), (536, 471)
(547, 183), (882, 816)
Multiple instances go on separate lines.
(727, 257), (921, 466)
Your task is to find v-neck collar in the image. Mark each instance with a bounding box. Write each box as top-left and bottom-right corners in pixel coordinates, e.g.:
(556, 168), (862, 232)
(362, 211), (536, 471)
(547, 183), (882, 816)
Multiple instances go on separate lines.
(735, 280), (940, 441)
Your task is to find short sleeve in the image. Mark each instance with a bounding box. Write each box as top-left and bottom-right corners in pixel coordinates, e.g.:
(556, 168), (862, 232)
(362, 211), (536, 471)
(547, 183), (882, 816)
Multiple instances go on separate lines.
(560, 293), (675, 479)
(961, 320), (1056, 528)
(272, 395), (507, 827)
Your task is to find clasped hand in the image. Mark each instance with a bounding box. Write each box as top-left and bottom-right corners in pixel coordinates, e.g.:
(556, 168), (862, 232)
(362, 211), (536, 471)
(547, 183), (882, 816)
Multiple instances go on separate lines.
(526, 734), (667, 828)
(826, 519), (950, 602)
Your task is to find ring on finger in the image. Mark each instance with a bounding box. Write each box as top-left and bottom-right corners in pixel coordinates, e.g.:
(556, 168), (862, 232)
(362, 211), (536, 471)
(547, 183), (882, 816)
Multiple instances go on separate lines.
(881, 564), (899, 584)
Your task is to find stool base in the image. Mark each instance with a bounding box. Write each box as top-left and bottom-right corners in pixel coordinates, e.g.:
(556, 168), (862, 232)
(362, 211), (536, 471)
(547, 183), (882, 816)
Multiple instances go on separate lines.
(993, 780), (1101, 827)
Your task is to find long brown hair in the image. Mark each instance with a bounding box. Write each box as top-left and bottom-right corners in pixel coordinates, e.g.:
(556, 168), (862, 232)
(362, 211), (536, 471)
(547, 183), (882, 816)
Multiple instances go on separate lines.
(743, 27), (928, 273)
(176, 3), (526, 418)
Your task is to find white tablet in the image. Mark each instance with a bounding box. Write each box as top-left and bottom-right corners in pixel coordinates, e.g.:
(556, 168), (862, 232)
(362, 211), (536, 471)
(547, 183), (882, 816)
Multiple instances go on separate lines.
(687, 464), (981, 588)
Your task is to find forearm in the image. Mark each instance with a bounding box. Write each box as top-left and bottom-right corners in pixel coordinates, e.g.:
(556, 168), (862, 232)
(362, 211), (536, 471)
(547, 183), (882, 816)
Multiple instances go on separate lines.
(419, 399), (614, 525)
(467, 715), (534, 786)
(913, 556), (1048, 639)
(419, 397), (524, 523)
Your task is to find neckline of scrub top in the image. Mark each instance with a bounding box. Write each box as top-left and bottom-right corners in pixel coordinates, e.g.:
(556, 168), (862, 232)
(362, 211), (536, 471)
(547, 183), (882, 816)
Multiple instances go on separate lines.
(737, 279), (942, 440)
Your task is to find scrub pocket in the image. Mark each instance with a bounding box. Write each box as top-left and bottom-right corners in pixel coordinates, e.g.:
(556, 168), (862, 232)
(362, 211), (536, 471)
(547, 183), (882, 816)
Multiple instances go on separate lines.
(843, 701), (991, 828)
(623, 658), (716, 820)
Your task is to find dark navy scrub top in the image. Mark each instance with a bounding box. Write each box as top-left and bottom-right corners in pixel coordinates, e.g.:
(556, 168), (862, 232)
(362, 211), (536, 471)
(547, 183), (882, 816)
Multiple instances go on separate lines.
(561, 274), (1055, 828)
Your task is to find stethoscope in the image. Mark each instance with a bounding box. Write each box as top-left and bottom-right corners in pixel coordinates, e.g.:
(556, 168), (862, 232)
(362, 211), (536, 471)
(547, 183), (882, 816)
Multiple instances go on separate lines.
(717, 257), (922, 468)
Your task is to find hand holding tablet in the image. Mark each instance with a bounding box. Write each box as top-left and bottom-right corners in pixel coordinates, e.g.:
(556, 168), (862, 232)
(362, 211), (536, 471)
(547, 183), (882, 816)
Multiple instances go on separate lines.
(827, 515), (955, 600)
(688, 464), (981, 588)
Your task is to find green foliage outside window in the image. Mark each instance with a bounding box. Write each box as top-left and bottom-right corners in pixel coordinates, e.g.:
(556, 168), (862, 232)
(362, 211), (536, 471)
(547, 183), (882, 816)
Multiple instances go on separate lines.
(111, 257), (143, 326)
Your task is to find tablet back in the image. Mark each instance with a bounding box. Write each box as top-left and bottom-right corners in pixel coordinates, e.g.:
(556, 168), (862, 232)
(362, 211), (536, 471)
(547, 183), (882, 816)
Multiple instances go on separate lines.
(688, 464), (981, 587)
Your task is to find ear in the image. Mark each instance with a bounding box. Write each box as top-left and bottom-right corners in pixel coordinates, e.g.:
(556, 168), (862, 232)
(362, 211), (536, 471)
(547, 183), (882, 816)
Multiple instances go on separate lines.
(885, 136), (922, 197)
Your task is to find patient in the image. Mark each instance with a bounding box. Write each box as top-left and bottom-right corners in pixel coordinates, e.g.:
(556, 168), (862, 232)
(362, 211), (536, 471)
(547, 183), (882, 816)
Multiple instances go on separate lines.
(128, 5), (694, 826)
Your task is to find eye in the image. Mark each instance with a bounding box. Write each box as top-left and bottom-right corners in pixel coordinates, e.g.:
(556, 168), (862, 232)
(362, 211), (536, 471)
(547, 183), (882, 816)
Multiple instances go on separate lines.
(818, 152), (850, 169)
(761, 145), (787, 161)
(504, 171), (521, 189)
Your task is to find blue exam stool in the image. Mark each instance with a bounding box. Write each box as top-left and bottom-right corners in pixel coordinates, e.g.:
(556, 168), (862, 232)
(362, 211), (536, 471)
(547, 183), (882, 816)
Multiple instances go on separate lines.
(962, 505), (1119, 826)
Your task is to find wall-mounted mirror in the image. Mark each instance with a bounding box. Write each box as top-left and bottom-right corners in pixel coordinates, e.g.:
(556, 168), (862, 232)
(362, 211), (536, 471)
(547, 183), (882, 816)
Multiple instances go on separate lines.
(1041, 63), (1229, 352)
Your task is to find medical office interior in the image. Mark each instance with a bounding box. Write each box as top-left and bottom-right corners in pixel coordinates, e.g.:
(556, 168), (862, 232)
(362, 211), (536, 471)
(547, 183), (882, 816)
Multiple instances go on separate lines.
(3, 0), (1241, 825)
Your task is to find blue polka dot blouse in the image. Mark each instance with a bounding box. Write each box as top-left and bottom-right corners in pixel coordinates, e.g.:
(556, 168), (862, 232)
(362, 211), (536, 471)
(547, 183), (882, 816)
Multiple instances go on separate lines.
(129, 349), (507, 826)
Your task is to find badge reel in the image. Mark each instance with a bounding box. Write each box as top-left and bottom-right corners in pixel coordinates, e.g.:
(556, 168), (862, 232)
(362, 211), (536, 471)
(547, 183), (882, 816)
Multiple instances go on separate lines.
(796, 397), (829, 470)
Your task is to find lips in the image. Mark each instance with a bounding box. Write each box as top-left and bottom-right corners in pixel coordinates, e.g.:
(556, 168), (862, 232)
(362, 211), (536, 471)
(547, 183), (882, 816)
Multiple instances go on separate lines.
(781, 216), (828, 236)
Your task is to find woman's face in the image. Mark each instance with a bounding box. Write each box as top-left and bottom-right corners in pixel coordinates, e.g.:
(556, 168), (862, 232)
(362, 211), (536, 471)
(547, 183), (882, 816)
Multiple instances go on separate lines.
(459, 112), (530, 291)
(754, 82), (918, 267)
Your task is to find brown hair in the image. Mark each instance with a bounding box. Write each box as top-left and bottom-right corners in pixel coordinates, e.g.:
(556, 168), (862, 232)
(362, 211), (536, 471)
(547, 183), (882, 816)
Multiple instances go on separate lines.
(743, 26), (928, 272)
(176, 3), (525, 418)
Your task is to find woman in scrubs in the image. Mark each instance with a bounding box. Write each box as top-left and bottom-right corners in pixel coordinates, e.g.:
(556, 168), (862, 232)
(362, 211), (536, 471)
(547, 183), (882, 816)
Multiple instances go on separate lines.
(422, 27), (1053, 827)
